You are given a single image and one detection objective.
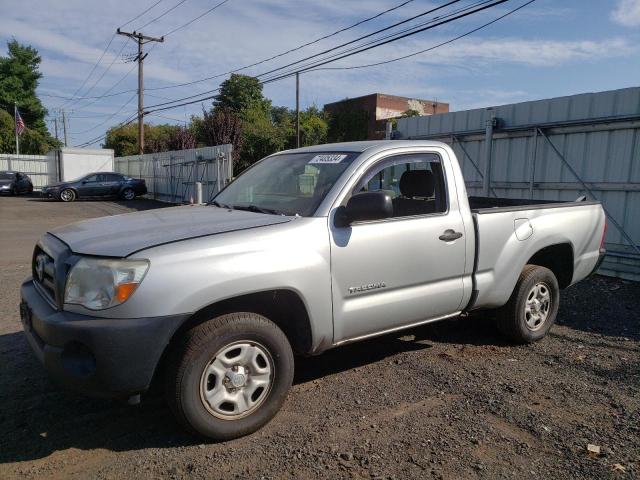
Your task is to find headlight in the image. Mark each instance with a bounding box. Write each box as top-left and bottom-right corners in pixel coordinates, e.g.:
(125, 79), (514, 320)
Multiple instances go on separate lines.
(64, 258), (149, 310)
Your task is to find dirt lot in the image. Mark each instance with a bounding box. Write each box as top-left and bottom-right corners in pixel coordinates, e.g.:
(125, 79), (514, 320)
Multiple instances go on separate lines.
(0, 195), (638, 479)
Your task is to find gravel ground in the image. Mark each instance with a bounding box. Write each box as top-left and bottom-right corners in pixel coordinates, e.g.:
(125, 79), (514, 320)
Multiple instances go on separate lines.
(0, 195), (638, 479)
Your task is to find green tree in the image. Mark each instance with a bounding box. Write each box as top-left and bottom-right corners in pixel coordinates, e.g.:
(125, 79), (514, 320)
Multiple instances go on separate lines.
(104, 124), (138, 156)
(327, 105), (368, 143)
(213, 74), (271, 116)
(104, 123), (196, 156)
(0, 40), (58, 153)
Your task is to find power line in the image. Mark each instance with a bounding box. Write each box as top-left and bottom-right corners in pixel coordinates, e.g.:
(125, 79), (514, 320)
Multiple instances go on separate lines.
(137, 0), (190, 30)
(162, 0), (231, 36)
(313, 0), (536, 71)
(70, 92), (138, 135)
(260, 0), (509, 78)
(64, 38), (133, 110)
(143, 0), (501, 112)
(120, 0), (166, 28)
(141, 0), (471, 110)
(74, 0), (516, 144)
(75, 113), (139, 148)
(57, 1), (168, 109)
(255, 0), (493, 78)
(57, 35), (116, 109)
(142, 0), (418, 92)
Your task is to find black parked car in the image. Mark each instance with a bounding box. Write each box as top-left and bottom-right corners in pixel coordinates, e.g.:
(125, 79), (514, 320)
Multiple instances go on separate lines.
(0, 171), (34, 195)
(41, 172), (147, 202)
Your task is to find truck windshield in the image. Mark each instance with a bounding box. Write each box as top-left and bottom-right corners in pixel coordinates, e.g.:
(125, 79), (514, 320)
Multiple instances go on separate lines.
(211, 152), (358, 216)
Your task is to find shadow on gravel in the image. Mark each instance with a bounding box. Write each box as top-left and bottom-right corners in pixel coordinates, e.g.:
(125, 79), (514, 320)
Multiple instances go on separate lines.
(0, 315), (505, 464)
(1, 277), (636, 463)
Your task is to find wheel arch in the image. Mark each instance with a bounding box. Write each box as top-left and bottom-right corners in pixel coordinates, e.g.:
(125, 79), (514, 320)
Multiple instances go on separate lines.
(526, 242), (574, 289)
(167, 289), (313, 356)
(60, 186), (79, 199)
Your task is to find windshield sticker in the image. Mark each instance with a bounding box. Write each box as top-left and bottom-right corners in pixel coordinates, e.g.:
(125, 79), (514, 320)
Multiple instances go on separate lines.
(309, 154), (347, 164)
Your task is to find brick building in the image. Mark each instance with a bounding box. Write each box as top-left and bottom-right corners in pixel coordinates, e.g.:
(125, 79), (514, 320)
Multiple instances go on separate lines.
(324, 93), (449, 140)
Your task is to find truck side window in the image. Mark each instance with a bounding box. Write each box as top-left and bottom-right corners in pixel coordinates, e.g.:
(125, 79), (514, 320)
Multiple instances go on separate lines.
(355, 155), (447, 217)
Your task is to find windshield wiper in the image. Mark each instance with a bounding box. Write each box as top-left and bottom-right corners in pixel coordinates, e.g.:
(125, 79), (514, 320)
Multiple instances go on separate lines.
(231, 204), (286, 215)
(210, 200), (232, 209)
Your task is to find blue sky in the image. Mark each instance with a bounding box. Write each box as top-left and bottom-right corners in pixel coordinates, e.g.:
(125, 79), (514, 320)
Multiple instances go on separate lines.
(1, 0), (639, 147)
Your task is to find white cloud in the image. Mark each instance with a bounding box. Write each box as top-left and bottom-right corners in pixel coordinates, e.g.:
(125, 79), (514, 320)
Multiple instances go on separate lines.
(611, 0), (640, 26)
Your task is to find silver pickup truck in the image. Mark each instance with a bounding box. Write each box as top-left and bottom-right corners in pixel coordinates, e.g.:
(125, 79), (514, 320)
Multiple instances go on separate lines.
(20, 140), (606, 440)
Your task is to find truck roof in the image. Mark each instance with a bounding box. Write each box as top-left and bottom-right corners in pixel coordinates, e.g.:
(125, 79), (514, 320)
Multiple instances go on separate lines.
(277, 140), (447, 155)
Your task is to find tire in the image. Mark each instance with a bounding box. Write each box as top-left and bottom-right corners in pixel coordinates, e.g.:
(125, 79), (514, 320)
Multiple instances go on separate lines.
(496, 265), (559, 344)
(59, 188), (76, 202)
(166, 312), (294, 441)
(122, 188), (135, 201)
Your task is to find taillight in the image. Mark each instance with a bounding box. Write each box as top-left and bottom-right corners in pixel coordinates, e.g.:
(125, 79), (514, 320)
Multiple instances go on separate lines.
(600, 218), (607, 250)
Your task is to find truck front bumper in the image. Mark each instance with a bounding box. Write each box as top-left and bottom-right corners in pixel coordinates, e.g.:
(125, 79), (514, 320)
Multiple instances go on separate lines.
(20, 279), (189, 399)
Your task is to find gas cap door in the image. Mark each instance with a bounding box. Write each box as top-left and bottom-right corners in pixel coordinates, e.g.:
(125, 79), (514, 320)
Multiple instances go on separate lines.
(514, 218), (533, 241)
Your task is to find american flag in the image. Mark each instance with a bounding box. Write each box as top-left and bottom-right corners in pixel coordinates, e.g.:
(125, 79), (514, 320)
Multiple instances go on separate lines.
(15, 108), (25, 135)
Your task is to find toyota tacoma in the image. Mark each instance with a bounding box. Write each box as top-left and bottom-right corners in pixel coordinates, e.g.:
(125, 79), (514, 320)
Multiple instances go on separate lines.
(20, 140), (606, 440)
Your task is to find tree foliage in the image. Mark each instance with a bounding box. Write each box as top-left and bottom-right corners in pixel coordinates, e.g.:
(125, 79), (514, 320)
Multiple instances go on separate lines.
(104, 74), (328, 172)
(213, 74), (271, 116)
(0, 40), (59, 154)
(104, 123), (197, 156)
(326, 104), (369, 143)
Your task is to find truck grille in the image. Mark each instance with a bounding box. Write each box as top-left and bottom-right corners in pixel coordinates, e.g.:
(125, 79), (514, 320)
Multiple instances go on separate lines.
(33, 246), (57, 306)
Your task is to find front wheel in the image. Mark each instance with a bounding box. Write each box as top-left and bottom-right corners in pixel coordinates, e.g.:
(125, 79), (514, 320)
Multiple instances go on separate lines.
(496, 265), (559, 344)
(59, 188), (76, 202)
(166, 312), (294, 441)
(121, 188), (135, 201)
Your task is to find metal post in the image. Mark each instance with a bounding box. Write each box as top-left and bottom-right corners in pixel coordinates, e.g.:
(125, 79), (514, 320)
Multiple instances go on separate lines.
(482, 109), (495, 196)
(453, 135), (498, 197)
(528, 128), (538, 199)
(296, 72), (300, 148)
(195, 182), (203, 204)
(62, 110), (68, 147)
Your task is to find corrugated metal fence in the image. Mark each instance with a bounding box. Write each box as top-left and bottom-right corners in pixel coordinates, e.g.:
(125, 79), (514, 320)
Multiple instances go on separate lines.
(115, 145), (233, 204)
(0, 154), (48, 189)
(396, 87), (640, 281)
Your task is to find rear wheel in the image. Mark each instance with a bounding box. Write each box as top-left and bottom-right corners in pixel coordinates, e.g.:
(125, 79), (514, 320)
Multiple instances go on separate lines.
(166, 312), (294, 441)
(496, 265), (559, 344)
(59, 188), (75, 202)
(122, 188), (135, 201)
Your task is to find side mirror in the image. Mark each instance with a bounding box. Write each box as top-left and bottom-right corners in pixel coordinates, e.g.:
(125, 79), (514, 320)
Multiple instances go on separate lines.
(82, 180), (88, 184)
(334, 191), (393, 227)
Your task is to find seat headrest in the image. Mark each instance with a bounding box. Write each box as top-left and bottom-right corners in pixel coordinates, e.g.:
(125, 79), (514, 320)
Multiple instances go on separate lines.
(399, 170), (434, 198)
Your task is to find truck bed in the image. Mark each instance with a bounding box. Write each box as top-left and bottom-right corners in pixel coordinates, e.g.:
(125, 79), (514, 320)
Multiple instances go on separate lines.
(468, 197), (605, 310)
(468, 196), (597, 213)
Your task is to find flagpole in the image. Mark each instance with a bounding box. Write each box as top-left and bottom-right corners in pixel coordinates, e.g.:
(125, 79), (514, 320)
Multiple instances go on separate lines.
(14, 103), (19, 155)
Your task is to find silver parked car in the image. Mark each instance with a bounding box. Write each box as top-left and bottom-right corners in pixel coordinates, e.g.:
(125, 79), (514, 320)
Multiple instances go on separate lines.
(20, 140), (606, 440)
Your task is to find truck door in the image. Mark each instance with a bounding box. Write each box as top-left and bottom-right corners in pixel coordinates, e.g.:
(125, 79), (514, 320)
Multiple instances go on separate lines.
(329, 152), (466, 343)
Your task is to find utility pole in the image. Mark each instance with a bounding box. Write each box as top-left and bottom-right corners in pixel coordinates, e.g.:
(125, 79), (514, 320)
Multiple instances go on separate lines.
(295, 72), (300, 148)
(62, 109), (69, 147)
(117, 29), (164, 154)
(54, 117), (59, 143)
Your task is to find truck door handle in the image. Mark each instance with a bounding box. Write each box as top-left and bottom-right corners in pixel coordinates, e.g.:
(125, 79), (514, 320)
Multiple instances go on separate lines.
(439, 229), (463, 242)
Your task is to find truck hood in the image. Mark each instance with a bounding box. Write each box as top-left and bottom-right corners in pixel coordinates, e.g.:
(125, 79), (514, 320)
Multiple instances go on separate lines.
(50, 205), (294, 257)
